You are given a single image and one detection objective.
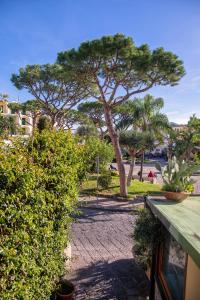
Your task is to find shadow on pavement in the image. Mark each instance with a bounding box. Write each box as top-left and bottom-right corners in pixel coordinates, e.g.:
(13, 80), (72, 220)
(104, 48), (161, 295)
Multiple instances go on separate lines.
(70, 258), (149, 300)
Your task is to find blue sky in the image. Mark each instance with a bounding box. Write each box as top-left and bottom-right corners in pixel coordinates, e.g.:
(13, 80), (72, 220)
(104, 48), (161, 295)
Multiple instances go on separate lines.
(1, 0), (200, 123)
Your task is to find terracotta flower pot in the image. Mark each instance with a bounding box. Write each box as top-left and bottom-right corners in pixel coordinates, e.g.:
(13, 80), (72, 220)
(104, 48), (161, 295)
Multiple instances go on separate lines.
(163, 191), (190, 202)
(56, 281), (75, 300)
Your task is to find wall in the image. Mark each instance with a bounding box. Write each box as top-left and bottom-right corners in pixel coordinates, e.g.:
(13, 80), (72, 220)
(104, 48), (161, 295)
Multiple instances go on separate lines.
(185, 255), (200, 300)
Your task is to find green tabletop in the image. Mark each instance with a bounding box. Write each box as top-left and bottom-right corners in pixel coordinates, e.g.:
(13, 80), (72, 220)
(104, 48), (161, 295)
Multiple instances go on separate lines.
(147, 196), (200, 268)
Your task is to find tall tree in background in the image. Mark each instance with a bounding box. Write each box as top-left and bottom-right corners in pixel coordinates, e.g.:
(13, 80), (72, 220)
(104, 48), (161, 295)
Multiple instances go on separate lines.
(11, 64), (89, 127)
(23, 100), (43, 130)
(119, 130), (155, 186)
(57, 34), (185, 196)
(189, 115), (200, 163)
(57, 109), (85, 130)
(166, 127), (178, 159)
(174, 115), (200, 162)
(7, 102), (22, 114)
(118, 95), (170, 181)
(78, 101), (106, 139)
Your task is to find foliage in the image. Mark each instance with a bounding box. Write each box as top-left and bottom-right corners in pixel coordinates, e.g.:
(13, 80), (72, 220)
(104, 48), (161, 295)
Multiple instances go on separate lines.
(58, 34), (185, 105)
(58, 109), (85, 129)
(78, 101), (104, 125)
(156, 156), (198, 192)
(119, 130), (155, 156)
(174, 129), (195, 162)
(110, 170), (119, 176)
(7, 102), (23, 113)
(23, 100), (43, 128)
(97, 171), (112, 189)
(58, 33), (185, 197)
(83, 137), (114, 173)
(0, 130), (85, 300)
(11, 64), (89, 126)
(37, 115), (52, 131)
(0, 115), (17, 137)
(76, 124), (98, 139)
(78, 101), (106, 137)
(174, 115), (200, 162)
(133, 209), (163, 270)
(118, 95), (170, 139)
(118, 95), (170, 181)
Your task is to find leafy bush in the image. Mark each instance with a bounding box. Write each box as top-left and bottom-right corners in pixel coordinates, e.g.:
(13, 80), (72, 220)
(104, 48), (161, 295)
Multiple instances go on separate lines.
(132, 208), (163, 271)
(97, 171), (112, 189)
(0, 130), (85, 300)
(110, 170), (118, 177)
(37, 115), (52, 131)
(84, 137), (114, 173)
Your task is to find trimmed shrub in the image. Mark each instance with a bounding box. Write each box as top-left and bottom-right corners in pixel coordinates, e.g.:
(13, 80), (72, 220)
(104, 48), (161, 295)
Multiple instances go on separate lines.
(0, 130), (85, 300)
(97, 171), (112, 189)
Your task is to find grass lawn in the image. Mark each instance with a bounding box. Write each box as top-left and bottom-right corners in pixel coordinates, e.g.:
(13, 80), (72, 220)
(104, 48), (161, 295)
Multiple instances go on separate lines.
(80, 174), (162, 198)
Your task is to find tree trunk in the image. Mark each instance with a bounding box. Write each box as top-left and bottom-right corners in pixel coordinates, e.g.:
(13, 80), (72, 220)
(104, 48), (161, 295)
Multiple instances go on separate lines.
(104, 105), (127, 197)
(32, 116), (38, 133)
(140, 152), (144, 182)
(127, 157), (136, 186)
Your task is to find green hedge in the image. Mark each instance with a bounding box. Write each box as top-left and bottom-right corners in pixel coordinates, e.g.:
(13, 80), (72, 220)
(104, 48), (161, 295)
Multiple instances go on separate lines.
(97, 171), (112, 189)
(0, 130), (85, 299)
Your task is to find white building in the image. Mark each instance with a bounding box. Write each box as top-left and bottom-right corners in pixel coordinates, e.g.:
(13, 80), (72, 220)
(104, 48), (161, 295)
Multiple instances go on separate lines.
(0, 100), (33, 135)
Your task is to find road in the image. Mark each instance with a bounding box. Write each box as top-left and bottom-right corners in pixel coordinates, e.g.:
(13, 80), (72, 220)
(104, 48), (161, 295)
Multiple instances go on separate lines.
(113, 158), (200, 194)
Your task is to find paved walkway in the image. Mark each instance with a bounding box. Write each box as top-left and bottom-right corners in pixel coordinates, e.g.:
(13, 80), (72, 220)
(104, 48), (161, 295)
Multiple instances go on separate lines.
(68, 198), (149, 300)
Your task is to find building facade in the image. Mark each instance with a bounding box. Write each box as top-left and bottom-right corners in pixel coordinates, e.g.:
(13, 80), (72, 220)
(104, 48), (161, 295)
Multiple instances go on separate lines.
(0, 100), (33, 135)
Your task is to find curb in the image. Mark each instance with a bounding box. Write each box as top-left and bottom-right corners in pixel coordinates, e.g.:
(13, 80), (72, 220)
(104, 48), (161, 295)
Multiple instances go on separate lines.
(78, 202), (144, 213)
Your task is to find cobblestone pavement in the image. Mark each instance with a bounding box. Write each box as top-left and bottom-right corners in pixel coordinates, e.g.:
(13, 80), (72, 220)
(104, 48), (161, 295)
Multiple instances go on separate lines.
(69, 205), (149, 300)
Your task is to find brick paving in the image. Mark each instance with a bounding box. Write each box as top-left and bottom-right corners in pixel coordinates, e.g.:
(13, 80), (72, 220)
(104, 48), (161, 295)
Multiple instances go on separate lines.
(68, 200), (149, 300)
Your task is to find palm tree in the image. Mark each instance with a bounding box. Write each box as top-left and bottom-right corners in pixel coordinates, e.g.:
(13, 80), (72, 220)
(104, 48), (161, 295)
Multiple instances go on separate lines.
(118, 94), (169, 181)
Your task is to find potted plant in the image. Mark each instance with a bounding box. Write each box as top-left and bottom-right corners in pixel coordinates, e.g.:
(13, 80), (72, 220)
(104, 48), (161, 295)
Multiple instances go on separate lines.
(56, 280), (75, 300)
(156, 156), (197, 201)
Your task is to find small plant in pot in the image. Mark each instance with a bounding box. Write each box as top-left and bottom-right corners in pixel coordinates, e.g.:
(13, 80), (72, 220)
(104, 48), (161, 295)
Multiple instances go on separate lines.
(56, 280), (75, 300)
(156, 156), (198, 201)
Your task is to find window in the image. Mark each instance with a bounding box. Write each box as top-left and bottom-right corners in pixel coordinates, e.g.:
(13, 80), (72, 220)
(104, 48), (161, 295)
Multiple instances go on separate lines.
(22, 118), (26, 125)
(158, 232), (187, 300)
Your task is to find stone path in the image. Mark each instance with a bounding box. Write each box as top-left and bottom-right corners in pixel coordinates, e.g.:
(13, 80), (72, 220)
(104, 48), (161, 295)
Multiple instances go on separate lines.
(68, 198), (149, 300)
